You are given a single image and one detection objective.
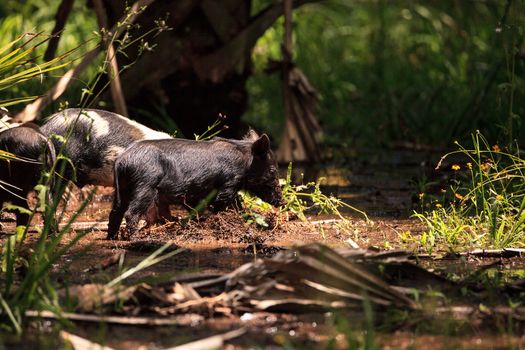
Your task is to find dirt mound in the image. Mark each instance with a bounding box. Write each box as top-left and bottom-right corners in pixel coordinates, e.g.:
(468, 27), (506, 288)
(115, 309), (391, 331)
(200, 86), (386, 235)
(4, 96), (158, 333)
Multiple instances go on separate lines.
(129, 209), (297, 245)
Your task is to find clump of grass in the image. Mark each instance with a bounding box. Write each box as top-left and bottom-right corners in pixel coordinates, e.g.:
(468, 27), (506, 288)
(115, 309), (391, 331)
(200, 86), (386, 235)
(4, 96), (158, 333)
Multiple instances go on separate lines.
(240, 163), (368, 231)
(280, 163), (368, 222)
(0, 149), (93, 333)
(193, 114), (228, 141)
(414, 131), (525, 253)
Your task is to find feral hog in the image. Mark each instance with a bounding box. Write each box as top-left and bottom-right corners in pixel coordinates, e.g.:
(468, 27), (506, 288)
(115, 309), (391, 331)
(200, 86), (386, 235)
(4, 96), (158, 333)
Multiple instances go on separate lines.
(107, 132), (284, 239)
(0, 124), (55, 227)
(40, 108), (172, 188)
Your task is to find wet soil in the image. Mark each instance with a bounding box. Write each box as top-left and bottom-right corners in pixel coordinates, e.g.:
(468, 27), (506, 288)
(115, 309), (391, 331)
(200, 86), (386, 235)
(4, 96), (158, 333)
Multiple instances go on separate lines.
(2, 150), (525, 349)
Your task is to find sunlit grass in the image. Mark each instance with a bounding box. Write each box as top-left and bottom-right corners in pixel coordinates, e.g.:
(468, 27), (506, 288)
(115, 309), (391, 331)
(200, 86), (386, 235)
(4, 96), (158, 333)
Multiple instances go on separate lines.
(414, 131), (525, 253)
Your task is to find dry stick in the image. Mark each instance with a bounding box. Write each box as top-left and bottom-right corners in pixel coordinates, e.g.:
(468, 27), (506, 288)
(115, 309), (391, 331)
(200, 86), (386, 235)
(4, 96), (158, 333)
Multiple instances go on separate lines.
(44, 0), (75, 61)
(60, 330), (116, 350)
(13, 0), (154, 123)
(25, 310), (202, 326)
(165, 328), (247, 350)
(92, 0), (129, 118)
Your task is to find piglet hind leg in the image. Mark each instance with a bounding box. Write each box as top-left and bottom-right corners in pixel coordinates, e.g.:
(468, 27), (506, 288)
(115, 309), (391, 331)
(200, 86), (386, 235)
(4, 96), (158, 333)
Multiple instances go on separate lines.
(107, 186), (131, 240)
(144, 197), (171, 225)
(122, 186), (158, 240)
(107, 206), (126, 240)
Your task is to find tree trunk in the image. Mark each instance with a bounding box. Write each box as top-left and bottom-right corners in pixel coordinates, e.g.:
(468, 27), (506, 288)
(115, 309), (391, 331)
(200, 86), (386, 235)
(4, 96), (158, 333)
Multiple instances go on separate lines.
(96, 0), (317, 138)
(96, 0), (251, 137)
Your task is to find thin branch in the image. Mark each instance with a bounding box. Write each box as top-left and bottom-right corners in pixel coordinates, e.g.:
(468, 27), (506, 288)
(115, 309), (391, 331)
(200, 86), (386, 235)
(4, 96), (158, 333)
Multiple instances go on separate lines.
(93, 0), (129, 117)
(13, 0), (154, 122)
(44, 0), (75, 61)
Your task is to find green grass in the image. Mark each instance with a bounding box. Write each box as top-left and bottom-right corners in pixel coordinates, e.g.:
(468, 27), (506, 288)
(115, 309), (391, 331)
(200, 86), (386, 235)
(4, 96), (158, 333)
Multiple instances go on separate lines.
(246, 1), (524, 148)
(414, 131), (525, 253)
(240, 163), (368, 237)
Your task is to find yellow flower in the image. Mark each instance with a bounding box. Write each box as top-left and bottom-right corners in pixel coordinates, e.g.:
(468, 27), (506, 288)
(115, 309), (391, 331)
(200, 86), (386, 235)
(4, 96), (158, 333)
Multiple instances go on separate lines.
(496, 195), (504, 201)
(452, 164), (461, 171)
(480, 163), (491, 171)
(435, 203), (442, 208)
(455, 193), (464, 200)
(419, 193), (425, 199)
(492, 145), (501, 152)
(466, 162), (472, 169)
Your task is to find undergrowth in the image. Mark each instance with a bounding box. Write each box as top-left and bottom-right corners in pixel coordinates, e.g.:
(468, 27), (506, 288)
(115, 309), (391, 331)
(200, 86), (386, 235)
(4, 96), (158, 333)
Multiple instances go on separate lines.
(413, 131), (525, 254)
(241, 163), (368, 233)
(0, 6), (177, 333)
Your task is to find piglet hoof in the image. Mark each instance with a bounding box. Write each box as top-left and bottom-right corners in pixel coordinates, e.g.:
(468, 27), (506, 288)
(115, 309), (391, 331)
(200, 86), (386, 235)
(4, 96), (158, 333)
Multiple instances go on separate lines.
(106, 227), (121, 240)
(106, 232), (118, 240)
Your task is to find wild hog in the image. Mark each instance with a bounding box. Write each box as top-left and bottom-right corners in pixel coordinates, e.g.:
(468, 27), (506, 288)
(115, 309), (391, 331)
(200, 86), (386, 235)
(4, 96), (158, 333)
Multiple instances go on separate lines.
(0, 124), (55, 227)
(107, 131), (284, 239)
(40, 108), (172, 188)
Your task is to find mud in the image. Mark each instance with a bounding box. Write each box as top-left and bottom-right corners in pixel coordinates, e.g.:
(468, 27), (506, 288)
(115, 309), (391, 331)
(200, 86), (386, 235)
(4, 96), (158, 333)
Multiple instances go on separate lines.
(2, 150), (524, 349)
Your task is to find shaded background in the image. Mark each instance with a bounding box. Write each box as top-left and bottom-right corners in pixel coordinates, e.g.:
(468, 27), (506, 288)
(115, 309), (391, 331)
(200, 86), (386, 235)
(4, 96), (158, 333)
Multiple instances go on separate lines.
(0, 0), (523, 155)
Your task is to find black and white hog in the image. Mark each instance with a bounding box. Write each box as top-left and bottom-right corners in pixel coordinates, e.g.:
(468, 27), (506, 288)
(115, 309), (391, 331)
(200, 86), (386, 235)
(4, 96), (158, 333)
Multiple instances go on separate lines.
(107, 131), (284, 240)
(0, 124), (55, 227)
(40, 108), (172, 188)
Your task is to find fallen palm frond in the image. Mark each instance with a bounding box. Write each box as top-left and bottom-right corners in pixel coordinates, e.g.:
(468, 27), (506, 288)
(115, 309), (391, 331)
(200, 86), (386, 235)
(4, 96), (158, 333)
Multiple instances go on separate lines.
(223, 244), (417, 312)
(165, 328), (247, 350)
(60, 330), (115, 350)
(19, 242), (525, 341)
(56, 243), (418, 317)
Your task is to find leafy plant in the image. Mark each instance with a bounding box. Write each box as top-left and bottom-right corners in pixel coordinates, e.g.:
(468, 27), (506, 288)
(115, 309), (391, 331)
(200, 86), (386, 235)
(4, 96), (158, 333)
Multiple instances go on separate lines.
(415, 131), (525, 253)
(193, 114), (227, 141)
(0, 150), (93, 333)
(280, 163), (368, 222)
(239, 163), (368, 233)
(0, 33), (77, 108)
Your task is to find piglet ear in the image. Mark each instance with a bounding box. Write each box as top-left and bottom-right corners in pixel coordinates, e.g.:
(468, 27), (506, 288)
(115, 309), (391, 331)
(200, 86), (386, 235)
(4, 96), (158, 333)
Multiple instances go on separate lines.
(252, 134), (270, 156)
(243, 128), (259, 141)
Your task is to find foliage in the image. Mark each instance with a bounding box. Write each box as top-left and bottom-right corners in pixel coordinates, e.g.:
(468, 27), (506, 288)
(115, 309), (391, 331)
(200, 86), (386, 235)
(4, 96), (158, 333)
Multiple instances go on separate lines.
(246, 0), (525, 148)
(0, 0), (97, 112)
(0, 33), (75, 109)
(240, 163), (368, 231)
(414, 131), (525, 253)
(193, 114), (227, 141)
(280, 163), (368, 221)
(0, 151), (91, 333)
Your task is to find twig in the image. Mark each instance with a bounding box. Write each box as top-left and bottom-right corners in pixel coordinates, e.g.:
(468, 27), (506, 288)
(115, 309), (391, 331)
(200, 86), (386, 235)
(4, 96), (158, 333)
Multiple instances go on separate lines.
(44, 0), (75, 61)
(164, 327), (246, 350)
(25, 310), (203, 326)
(92, 0), (129, 117)
(60, 330), (115, 350)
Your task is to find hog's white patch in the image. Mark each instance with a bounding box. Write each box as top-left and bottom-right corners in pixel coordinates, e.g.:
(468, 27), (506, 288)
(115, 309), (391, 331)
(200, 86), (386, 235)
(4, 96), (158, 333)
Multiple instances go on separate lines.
(67, 110), (111, 138)
(63, 110), (171, 140)
(86, 145), (125, 187)
(112, 113), (172, 140)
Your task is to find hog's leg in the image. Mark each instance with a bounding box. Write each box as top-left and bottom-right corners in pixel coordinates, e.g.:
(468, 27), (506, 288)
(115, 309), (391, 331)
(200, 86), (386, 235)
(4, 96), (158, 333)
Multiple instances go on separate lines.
(123, 186), (158, 239)
(157, 200), (171, 221)
(107, 185), (131, 240)
(107, 206), (126, 240)
(211, 179), (241, 212)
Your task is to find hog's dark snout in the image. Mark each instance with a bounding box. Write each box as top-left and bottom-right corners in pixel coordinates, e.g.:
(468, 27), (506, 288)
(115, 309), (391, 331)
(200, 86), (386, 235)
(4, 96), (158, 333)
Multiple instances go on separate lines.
(257, 183), (284, 207)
